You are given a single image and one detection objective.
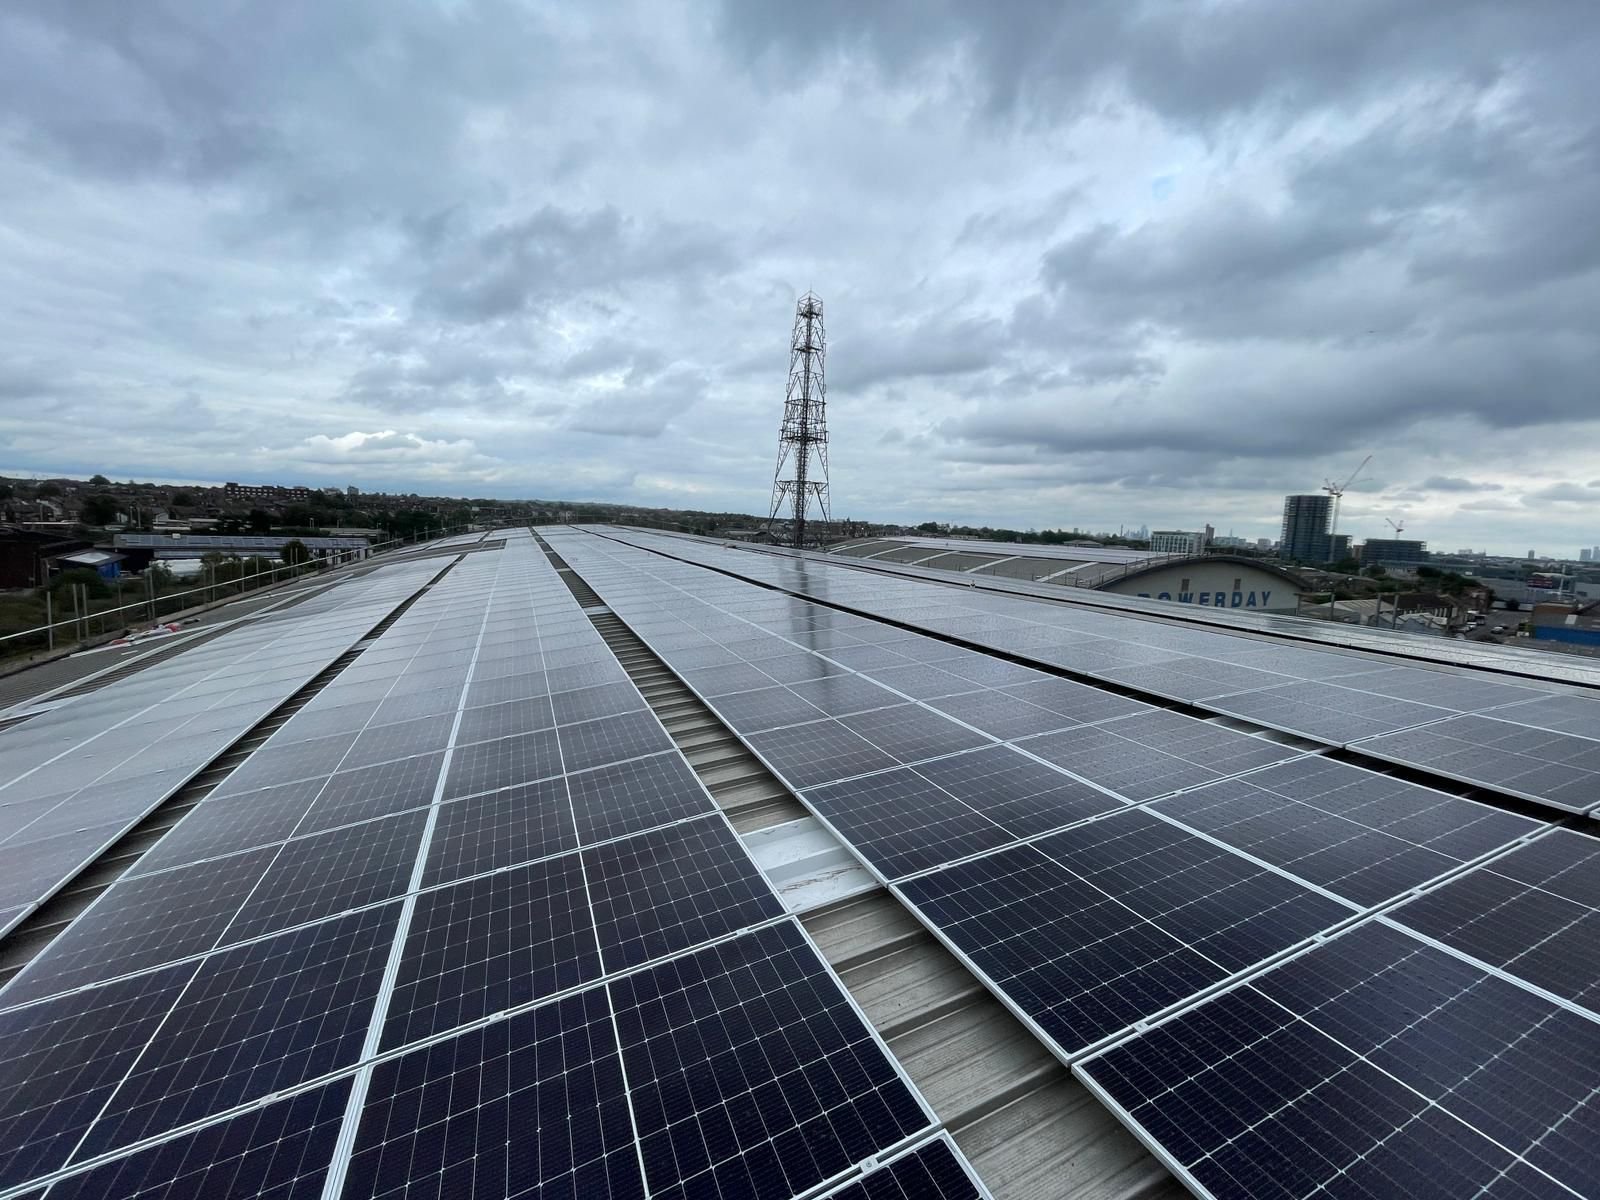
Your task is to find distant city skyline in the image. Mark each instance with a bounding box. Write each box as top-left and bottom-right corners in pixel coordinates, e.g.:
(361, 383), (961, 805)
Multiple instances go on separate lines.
(1, 6), (1597, 558)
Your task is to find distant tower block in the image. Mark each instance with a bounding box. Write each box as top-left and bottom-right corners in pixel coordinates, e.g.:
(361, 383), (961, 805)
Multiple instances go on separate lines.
(767, 292), (832, 548)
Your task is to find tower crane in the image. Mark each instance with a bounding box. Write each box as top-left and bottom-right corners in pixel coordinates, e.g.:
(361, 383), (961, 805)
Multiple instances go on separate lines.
(1386, 517), (1405, 537)
(1322, 454), (1372, 555)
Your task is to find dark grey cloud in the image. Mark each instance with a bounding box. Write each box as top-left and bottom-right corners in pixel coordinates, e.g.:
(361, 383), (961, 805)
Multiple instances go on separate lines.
(414, 206), (735, 324)
(716, 0), (1580, 124)
(1421, 476), (1503, 493)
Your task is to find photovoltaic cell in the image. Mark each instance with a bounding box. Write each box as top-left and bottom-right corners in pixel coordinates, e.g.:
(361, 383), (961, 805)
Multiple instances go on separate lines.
(608, 921), (930, 1200)
(1390, 830), (1600, 1013)
(75, 901), (401, 1161)
(379, 852), (600, 1049)
(42, 1076), (352, 1200)
(346, 988), (645, 1200)
(1079, 921), (1600, 1200)
(582, 815), (785, 971)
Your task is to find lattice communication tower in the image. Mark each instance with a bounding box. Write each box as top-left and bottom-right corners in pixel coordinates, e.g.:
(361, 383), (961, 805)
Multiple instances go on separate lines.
(766, 292), (831, 547)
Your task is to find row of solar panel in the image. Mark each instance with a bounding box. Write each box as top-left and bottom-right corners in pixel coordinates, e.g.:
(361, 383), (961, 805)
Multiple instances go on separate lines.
(0, 558), (447, 935)
(0, 548), (513, 1189)
(794, 536), (1600, 687)
(1079, 855), (1600, 1200)
(551, 529), (1600, 1200)
(541, 531), (1544, 891)
(597, 528), (1600, 813)
(9, 924), (976, 1200)
(2, 535), (979, 1199)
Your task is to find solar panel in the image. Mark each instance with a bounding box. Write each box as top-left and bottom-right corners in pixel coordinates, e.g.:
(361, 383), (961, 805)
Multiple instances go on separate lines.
(347, 988), (645, 1200)
(222, 811), (429, 944)
(1389, 830), (1600, 1013)
(1078, 920), (1600, 1200)
(710, 684), (830, 733)
(909, 745), (1126, 838)
(803, 766), (1015, 880)
(1489, 691), (1600, 739)
(608, 921), (932, 1200)
(39, 1076), (352, 1200)
(924, 689), (1085, 739)
(1332, 665), (1546, 711)
(565, 752), (717, 845)
(1201, 679), (1454, 745)
(1097, 657), (1293, 702)
(453, 694), (555, 743)
(1018, 713), (1299, 802)
(75, 902), (400, 1161)
(747, 719), (901, 789)
(896, 810), (1352, 1056)
(1356, 714), (1600, 812)
(582, 814), (785, 971)
(378, 851), (599, 1050)
(0, 960), (197, 1190)
(555, 710), (675, 773)
(1152, 757), (1541, 908)
(440, 728), (561, 799)
(421, 776), (577, 887)
(2, 846), (282, 1004)
(820, 1135), (988, 1199)
(342, 715), (455, 769)
(551, 679), (649, 724)
(838, 703), (993, 765)
(298, 752), (446, 833)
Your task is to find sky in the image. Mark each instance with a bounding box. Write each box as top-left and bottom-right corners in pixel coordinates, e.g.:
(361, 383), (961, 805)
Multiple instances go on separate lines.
(2, 2), (1598, 555)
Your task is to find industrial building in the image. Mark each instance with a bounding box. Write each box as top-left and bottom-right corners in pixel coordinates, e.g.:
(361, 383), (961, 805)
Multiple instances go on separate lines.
(0, 526), (1597, 1200)
(828, 536), (1308, 611)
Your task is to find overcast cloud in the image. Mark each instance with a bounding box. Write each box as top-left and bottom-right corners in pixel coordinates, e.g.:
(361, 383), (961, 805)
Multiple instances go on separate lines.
(1, 0), (1598, 554)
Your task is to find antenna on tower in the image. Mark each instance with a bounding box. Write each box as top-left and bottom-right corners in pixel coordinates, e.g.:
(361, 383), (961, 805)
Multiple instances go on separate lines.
(767, 292), (832, 548)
